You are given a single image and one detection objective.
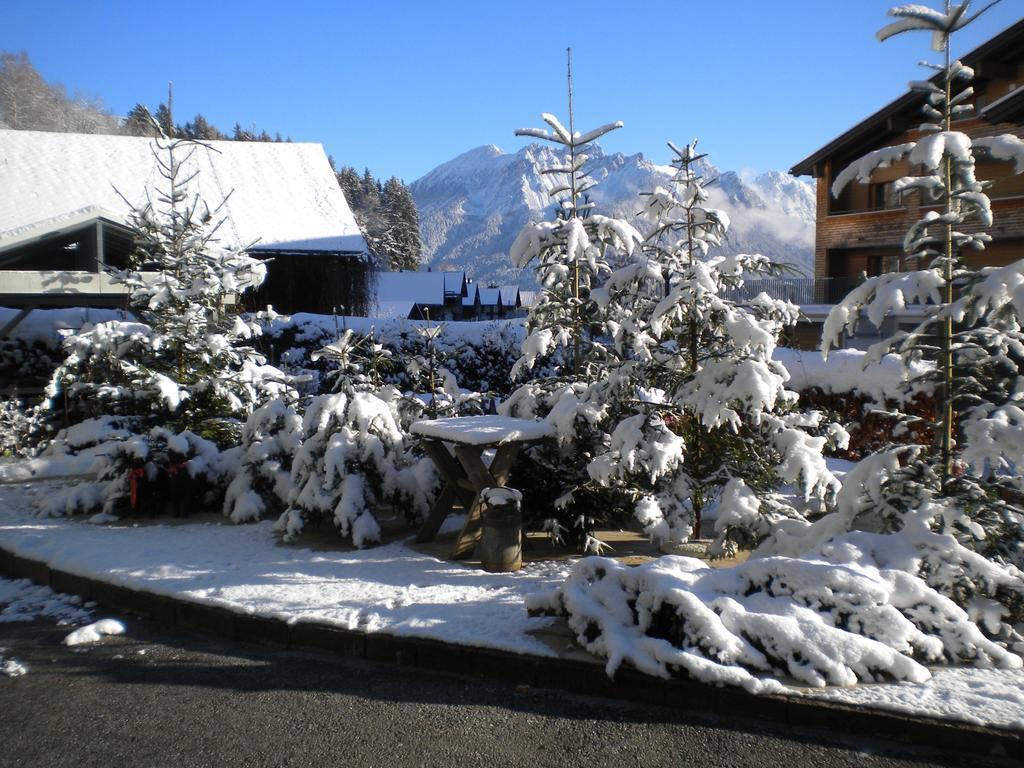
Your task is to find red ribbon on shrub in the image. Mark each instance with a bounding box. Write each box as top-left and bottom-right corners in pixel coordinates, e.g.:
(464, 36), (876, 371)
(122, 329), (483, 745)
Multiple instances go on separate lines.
(128, 468), (146, 509)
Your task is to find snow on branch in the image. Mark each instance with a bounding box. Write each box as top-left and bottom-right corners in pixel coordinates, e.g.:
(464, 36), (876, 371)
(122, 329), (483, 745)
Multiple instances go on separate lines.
(822, 269), (944, 354)
(831, 144), (915, 197)
(973, 134), (1024, 174)
(574, 121), (624, 146)
(909, 131), (973, 171)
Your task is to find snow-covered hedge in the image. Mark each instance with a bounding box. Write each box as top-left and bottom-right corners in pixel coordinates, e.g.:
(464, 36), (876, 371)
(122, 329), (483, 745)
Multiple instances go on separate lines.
(775, 348), (932, 406)
(261, 314), (534, 397)
(529, 540), (1023, 692)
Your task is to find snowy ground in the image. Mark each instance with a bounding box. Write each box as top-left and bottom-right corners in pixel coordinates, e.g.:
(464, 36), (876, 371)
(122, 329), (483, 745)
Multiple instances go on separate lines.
(0, 477), (571, 655)
(2, 471), (1023, 731)
(0, 571), (103, 677)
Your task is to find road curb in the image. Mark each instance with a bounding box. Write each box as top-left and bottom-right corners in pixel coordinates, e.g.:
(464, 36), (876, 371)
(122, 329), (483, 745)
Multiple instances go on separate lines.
(1, 546), (1021, 760)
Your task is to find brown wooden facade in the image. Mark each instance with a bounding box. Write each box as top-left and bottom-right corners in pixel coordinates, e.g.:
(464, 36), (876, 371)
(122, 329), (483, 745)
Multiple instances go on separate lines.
(792, 20), (1024, 286)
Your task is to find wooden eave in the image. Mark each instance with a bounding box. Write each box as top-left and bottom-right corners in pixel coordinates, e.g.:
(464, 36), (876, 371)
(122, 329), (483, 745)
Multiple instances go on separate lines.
(981, 84), (1024, 124)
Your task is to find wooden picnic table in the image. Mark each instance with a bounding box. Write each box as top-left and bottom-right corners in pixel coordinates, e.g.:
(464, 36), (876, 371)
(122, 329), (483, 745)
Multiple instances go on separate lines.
(410, 415), (554, 559)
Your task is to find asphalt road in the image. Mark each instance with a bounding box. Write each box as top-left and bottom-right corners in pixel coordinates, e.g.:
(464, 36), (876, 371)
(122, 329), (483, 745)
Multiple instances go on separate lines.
(0, 613), (1014, 768)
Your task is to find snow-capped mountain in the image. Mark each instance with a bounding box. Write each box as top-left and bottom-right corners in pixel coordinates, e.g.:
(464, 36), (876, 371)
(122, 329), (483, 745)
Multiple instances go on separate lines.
(410, 143), (816, 287)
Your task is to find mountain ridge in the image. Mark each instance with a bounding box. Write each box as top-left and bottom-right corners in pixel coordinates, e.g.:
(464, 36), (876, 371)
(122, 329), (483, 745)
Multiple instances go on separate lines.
(410, 143), (815, 287)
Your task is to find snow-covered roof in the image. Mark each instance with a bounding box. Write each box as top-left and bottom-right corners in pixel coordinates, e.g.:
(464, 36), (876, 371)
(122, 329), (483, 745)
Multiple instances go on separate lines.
(0, 129), (366, 254)
(478, 287), (501, 306)
(443, 271), (467, 297)
(376, 271), (447, 306)
(373, 300), (417, 320)
(498, 285), (520, 306)
(519, 290), (537, 308)
(462, 284), (479, 307)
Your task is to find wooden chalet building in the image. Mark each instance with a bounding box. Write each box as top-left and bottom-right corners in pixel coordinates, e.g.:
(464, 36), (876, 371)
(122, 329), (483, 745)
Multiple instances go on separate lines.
(0, 130), (371, 327)
(790, 17), (1024, 345)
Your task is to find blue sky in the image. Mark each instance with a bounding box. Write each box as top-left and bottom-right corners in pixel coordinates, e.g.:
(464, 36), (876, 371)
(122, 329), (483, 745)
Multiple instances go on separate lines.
(3, 1), (1021, 182)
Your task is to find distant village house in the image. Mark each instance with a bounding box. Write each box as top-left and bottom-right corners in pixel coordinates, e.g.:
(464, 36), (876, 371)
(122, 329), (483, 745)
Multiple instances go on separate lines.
(373, 269), (525, 321)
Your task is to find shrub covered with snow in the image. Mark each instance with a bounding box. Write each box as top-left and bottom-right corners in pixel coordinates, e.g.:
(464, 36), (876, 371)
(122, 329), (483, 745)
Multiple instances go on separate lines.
(276, 389), (436, 547)
(529, 539), (1022, 692)
(0, 395), (54, 457)
(0, 337), (63, 388)
(223, 399), (303, 523)
(500, 379), (636, 550)
(37, 422), (232, 518)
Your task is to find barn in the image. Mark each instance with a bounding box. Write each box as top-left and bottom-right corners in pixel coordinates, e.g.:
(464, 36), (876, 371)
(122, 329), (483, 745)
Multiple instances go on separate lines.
(0, 129), (371, 328)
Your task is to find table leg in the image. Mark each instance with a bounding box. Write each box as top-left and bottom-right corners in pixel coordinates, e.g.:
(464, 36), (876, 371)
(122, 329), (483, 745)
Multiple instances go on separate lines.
(416, 482), (456, 543)
(417, 440), (473, 543)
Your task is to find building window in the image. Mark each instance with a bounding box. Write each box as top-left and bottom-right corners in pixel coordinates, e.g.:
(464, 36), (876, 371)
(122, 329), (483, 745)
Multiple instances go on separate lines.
(868, 181), (899, 211)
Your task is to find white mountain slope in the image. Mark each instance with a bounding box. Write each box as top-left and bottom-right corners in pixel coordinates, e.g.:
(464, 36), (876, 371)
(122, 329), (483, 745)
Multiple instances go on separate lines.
(410, 143), (816, 288)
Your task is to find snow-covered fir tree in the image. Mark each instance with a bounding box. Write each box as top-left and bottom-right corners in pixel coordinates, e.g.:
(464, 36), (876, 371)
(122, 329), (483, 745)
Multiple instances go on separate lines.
(817, 1), (1024, 600)
(381, 176), (423, 271)
(587, 140), (839, 550)
(49, 133), (289, 437)
(509, 111), (642, 380)
(39, 132), (293, 519)
(336, 167), (421, 271)
(499, 95), (644, 549)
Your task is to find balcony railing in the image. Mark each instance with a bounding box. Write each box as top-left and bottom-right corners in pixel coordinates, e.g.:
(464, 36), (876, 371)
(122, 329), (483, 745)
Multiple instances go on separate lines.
(723, 277), (857, 307)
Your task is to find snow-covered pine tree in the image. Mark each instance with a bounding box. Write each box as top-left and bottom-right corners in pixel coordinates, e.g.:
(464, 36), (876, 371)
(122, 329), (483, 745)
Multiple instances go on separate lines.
(381, 177), (423, 271)
(797, 0), (1024, 634)
(588, 140), (839, 550)
(49, 132), (290, 438)
(509, 109), (642, 380)
(498, 62), (644, 549)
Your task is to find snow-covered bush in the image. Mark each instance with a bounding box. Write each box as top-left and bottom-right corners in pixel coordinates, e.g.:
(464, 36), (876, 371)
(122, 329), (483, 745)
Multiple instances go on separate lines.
(399, 323), (487, 423)
(38, 423), (230, 518)
(277, 389), (436, 547)
(223, 399), (303, 523)
(0, 395), (53, 457)
(0, 338), (63, 387)
(528, 539), (1022, 692)
(500, 378), (636, 551)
